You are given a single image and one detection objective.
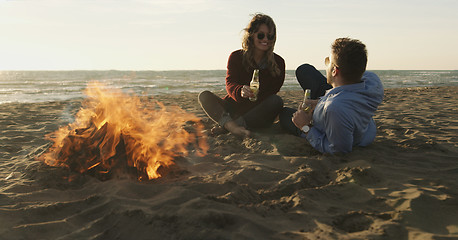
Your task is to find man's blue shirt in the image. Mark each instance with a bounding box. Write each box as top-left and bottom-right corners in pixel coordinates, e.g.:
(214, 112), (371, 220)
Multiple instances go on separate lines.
(306, 72), (384, 154)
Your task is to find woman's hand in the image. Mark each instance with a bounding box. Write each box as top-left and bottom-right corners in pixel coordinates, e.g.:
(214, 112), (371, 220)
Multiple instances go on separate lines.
(241, 85), (255, 99)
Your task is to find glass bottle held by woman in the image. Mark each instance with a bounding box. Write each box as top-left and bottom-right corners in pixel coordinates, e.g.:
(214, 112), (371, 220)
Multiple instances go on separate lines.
(249, 69), (260, 101)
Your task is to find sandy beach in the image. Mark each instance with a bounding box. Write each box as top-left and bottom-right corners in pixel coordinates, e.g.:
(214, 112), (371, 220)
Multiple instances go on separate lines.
(1, 86), (457, 239)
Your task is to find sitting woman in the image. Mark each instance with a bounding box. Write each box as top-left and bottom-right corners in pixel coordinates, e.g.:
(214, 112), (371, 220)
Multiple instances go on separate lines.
(198, 13), (285, 137)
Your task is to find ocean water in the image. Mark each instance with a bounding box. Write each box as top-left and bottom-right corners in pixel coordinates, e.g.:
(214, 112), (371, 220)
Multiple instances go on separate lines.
(0, 70), (457, 104)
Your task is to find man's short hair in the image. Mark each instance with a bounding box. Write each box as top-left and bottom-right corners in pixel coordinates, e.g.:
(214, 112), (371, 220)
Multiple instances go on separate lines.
(332, 38), (367, 83)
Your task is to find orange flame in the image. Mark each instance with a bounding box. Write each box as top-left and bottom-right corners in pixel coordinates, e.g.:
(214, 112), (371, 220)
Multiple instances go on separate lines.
(38, 82), (208, 180)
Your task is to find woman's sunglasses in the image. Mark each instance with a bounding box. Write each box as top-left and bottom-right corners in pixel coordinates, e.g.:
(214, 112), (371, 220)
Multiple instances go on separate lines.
(257, 32), (275, 41)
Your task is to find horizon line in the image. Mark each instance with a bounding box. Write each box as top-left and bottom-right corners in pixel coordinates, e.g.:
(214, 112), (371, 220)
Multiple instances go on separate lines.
(1, 69), (457, 72)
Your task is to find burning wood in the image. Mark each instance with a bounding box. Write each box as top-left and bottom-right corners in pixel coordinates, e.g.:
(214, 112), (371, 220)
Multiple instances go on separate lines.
(38, 82), (208, 181)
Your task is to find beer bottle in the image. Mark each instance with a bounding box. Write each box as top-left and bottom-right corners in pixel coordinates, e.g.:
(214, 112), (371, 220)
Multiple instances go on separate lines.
(302, 89), (312, 112)
(249, 69), (260, 101)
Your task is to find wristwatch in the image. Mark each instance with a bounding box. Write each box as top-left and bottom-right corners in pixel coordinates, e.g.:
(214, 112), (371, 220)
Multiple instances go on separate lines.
(301, 125), (310, 133)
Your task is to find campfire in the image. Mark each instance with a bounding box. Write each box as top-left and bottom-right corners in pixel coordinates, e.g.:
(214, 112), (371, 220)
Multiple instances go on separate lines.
(38, 82), (208, 181)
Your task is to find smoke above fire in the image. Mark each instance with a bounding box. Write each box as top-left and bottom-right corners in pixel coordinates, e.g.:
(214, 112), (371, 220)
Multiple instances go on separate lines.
(38, 82), (208, 181)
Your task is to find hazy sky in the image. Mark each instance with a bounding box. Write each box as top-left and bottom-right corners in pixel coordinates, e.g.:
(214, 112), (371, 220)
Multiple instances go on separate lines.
(1, 0), (457, 70)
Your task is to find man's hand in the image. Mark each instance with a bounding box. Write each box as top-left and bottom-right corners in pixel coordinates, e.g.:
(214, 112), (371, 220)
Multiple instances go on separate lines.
(292, 110), (313, 129)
